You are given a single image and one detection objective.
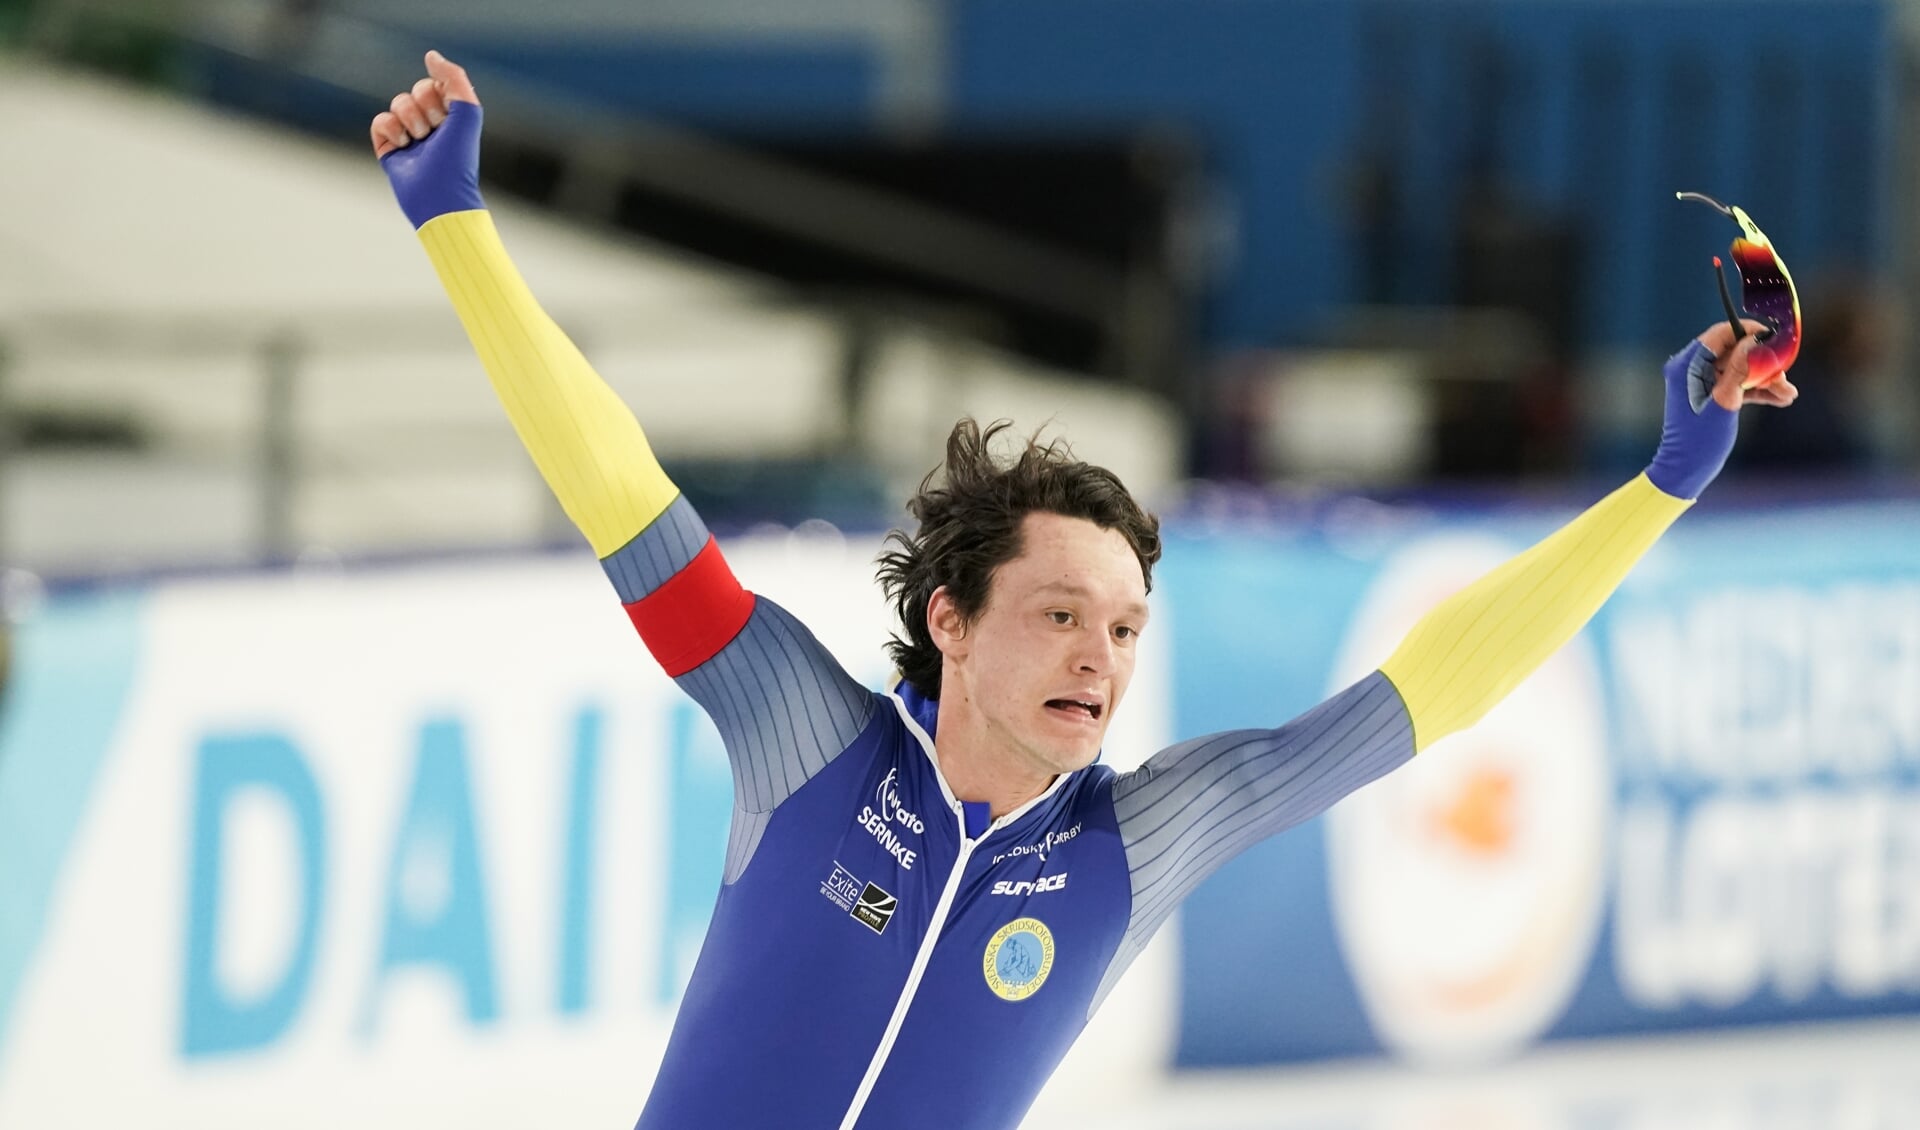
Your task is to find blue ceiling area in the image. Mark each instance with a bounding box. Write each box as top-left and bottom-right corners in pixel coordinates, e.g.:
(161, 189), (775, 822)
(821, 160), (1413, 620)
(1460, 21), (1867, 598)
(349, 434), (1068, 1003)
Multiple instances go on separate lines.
(433, 0), (1890, 354)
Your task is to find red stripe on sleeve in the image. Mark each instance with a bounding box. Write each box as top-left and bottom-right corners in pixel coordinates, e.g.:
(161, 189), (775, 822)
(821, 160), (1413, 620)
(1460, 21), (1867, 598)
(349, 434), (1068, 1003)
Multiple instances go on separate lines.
(623, 536), (756, 677)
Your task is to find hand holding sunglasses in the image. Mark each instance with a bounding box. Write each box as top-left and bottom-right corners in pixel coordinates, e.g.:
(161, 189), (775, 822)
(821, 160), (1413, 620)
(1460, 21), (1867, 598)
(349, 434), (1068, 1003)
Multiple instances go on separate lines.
(1675, 192), (1803, 413)
(1644, 194), (1802, 499)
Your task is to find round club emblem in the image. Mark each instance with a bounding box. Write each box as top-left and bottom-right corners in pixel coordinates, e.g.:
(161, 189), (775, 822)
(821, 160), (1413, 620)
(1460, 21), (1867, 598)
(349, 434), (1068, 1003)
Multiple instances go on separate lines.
(1326, 536), (1611, 1064)
(983, 917), (1055, 1001)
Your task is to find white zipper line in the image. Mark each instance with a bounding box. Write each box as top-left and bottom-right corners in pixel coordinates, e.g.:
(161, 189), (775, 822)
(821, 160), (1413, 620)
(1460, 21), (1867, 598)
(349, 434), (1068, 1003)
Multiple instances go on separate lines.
(837, 695), (1069, 1128)
(837, 825), (976, 1130)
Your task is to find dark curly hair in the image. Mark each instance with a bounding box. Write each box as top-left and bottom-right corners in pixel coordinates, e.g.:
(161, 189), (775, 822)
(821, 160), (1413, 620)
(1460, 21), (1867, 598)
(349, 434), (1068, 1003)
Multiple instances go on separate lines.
(875, 418), (1162, 699)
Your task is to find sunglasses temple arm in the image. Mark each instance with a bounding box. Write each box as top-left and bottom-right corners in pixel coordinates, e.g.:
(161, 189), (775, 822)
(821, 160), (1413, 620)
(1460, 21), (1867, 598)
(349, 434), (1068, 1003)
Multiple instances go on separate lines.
(1712, 256), (1745, 343)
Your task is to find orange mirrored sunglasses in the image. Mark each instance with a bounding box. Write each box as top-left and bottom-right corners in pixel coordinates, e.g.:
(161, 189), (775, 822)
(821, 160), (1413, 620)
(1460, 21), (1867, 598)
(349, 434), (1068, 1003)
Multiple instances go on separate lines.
(1676, 191), (1802, 390)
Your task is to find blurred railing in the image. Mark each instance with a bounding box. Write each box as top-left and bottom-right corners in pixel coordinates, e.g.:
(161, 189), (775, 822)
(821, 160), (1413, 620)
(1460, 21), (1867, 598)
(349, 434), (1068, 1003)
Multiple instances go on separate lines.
(0, 1), (1191, 579)
(12, 0), (1191, 392)
(0, 303), (1182, 579)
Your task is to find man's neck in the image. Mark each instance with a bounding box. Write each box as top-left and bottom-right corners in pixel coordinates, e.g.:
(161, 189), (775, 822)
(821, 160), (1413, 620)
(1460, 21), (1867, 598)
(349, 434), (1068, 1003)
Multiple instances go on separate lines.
(930, 693), (1056, 820)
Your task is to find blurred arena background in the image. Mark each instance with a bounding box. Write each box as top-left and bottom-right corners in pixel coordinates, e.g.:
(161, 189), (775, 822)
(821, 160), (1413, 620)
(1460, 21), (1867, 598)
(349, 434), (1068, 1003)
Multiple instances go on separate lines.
(2, 1), (1918, 1127)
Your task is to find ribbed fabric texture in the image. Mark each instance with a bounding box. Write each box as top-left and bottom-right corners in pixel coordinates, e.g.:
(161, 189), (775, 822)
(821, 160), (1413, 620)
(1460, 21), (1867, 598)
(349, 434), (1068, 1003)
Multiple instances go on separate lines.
(416, 209), (679, 557)
(412, 207), (874, 886)
(1379, 472), (1688, 750)
(623, 539), (756, 677)
(1096, 472), (1693, 1010)
(1099, 672), (1415, 1012)
(724, 807), (775, 887)
(676, 598), (877, 818)
(602, 496), (711, 603)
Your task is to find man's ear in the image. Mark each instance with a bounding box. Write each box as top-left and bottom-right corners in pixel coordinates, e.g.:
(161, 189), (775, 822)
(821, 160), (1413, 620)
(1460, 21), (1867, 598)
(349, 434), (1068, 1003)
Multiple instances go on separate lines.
(927, 586), (969, 659)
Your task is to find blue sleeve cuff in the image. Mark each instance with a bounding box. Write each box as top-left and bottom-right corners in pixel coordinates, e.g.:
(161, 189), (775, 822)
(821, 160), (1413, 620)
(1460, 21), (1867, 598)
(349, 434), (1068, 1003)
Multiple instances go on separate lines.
(379, 101), (486, 229)
(1645, 340), (1738, 500)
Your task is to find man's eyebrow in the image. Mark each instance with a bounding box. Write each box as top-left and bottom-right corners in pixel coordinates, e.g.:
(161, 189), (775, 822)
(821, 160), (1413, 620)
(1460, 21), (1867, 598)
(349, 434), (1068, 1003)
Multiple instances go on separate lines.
(1033, 580), (1151, 621)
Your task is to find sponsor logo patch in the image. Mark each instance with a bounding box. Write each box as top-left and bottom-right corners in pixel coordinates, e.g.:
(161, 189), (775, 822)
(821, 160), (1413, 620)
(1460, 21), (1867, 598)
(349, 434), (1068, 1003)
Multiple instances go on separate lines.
(820, 862), (862, 912)
(989, 821), (1081, 866)
(857, 768), (924, 870)
(983, 917), (1055, 1001)
(851, 882), (898, 935)
(990, 873), (1069, 896)
(875, 769), (925, 833)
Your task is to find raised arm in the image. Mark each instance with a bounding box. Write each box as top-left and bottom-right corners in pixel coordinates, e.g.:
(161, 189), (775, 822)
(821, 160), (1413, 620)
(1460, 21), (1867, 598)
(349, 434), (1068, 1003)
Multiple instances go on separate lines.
(375, 56), (675, 567)
(1093, 323), (1796, 1011)
(373, 55), (874, 851)
(1379, 319), (1792, 749)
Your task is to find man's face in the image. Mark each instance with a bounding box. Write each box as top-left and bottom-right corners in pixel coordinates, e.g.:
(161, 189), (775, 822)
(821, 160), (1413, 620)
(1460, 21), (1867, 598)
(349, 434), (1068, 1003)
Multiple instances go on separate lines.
(935, 512), (1150, 778)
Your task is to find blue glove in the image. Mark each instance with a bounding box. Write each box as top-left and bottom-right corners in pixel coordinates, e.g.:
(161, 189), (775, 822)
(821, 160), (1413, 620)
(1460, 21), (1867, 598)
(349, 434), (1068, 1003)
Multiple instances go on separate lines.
(1644, 340), (1738, 500)
(380, 100), (486, 230)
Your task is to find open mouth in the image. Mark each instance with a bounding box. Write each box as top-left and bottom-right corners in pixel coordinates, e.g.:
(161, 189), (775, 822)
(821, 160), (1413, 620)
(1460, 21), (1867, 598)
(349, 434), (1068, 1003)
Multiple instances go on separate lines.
(1045, 699), (1104, 721)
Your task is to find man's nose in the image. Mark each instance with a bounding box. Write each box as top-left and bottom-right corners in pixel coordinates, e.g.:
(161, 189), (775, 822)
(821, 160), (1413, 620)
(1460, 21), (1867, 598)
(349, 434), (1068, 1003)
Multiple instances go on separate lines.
(1073, 630), (1114, 675)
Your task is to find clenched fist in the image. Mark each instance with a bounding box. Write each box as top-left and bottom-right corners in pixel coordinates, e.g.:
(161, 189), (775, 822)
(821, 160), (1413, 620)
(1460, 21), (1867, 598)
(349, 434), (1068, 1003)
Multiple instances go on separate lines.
(373, 51), (486, 230)
(370, 50), (478, 158)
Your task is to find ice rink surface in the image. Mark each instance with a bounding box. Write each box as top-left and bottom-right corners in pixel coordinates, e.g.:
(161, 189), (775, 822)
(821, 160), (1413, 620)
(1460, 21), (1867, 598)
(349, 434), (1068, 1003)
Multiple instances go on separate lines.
(1046, 1017), (1920, 1130)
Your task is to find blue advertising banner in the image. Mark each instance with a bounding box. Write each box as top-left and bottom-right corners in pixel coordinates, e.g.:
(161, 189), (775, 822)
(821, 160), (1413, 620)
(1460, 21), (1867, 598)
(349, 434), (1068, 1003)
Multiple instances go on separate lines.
(1163, 497), (1920, 1067)
(0, 540), (1180, 1127)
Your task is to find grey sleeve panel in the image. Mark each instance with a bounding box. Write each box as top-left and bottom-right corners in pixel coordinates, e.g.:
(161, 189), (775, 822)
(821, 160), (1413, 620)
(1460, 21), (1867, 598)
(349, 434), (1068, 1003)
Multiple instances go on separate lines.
(674, 595), (877, 818)
(598, 494), (711, 604)
(724, 808), (775, 886)
(1092, 670), (1414, 1014)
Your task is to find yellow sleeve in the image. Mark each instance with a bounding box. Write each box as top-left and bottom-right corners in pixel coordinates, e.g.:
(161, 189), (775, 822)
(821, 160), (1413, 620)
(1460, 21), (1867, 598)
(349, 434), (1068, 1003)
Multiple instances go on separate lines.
(1378, 473), (1689, 752)
(415, 209), (677, 557)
